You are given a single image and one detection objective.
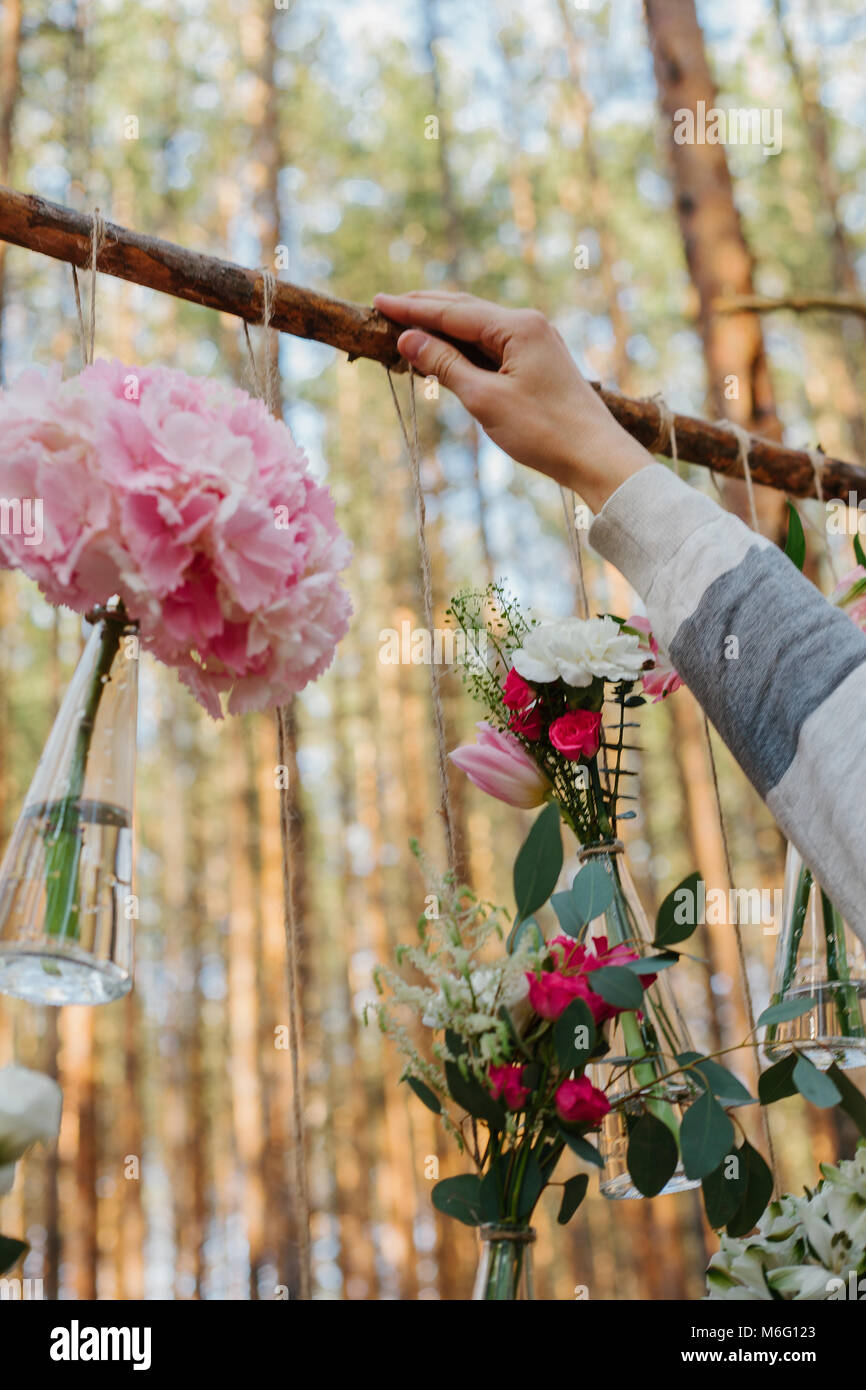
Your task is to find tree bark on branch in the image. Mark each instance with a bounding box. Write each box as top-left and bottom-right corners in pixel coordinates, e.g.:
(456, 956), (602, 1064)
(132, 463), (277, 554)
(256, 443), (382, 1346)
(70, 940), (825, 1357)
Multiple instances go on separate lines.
(1, 184), (865, 501)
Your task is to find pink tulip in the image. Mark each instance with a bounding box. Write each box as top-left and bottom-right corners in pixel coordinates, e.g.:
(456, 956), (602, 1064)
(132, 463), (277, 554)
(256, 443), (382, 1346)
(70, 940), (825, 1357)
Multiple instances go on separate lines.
(449, 721), (551, 808)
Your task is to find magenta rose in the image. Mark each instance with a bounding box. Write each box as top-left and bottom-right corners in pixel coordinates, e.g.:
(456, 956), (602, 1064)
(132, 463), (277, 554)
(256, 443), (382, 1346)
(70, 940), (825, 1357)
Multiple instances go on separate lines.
(503, 667), (536, 711)
(488, 1062), (532, 1110)
(555, 1076), (610, 1127)
(548, 709), (602, 760)
(508, 703), (544, 741)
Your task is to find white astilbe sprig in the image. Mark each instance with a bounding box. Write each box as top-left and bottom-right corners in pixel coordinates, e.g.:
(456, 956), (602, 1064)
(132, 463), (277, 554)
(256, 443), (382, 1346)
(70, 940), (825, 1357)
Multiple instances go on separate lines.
(366, 842), (544, 1132)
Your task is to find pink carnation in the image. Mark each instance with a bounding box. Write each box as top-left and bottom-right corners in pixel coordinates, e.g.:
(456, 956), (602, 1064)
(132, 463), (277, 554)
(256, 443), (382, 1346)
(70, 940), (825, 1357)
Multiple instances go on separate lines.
(0, 361), (352, 716)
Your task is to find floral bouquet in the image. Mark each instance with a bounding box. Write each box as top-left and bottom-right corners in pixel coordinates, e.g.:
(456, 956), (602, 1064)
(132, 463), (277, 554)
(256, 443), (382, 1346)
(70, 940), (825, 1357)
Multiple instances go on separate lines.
(707, 1143), (866, 1300)
(370, 586), (866, 1299)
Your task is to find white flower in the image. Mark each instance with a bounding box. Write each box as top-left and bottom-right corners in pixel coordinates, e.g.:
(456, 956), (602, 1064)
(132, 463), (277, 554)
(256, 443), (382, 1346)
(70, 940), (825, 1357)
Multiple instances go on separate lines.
(706, 1152), (866, 1300)
(512, 616), (645, 688)
(0, 1066), (63, 1195)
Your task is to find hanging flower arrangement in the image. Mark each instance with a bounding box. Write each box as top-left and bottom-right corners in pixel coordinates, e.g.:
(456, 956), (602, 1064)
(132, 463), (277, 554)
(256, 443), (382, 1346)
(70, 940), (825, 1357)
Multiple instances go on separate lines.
(0, 360), (352, 717)
(369, 585), (866, 1300)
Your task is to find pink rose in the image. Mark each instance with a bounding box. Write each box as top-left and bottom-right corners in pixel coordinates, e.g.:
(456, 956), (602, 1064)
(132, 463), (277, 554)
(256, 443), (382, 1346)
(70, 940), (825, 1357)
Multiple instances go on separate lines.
(555, 1076), (610, 1127)
(449, 721), (551, 808)
(526, 934), (648, 1026)
(626, 615), (682, 702)
(503, 667), (536, 711)
(488, 1063), (532, 1110)
(549, 709), (602, 760)
(527, 970), (587, 1021)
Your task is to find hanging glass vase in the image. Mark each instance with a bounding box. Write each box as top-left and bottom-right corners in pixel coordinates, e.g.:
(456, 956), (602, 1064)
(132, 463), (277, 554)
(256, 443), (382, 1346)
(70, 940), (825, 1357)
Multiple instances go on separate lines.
(763, 843), (866, 1070)
(0, 603), (139, 1005)
(580, 843), (701, 1200)
(472, 1224), (535, 1300)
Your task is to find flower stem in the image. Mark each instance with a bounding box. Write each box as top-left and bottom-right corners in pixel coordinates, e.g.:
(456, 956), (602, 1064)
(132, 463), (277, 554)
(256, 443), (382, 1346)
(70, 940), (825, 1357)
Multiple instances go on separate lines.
(43, 614), (125, 941)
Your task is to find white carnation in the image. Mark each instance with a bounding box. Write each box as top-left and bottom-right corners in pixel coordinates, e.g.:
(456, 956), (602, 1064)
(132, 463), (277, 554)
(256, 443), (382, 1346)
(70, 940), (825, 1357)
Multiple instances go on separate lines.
(512, 616), (645, 688)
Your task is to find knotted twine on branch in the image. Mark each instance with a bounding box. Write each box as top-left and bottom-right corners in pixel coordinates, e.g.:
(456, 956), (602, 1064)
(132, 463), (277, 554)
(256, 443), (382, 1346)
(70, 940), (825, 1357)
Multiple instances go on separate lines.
(70, 207), (105, 367)
(386, 366), (459, 879)
(243, 271), (312, 1301)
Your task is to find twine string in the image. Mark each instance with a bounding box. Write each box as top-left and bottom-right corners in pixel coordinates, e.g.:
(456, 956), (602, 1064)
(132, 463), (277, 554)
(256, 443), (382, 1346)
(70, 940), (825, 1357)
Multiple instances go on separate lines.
(244, 269), (311, 1301)
(807, 447), (841, 585)
(559, 485), (590, 620)
(716, 418), (762, 534)
(386, 365), (459, 879)
(645, 393), (684, 478)
(70, 208), (106, 367)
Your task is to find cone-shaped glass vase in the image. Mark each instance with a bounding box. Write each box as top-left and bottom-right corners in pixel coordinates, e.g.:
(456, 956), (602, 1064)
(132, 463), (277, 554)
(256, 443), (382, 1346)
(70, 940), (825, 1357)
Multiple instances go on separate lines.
(763, 843), (866, 1070)
(0, 606), (138, 1005)
(582, 845), (701, 1200)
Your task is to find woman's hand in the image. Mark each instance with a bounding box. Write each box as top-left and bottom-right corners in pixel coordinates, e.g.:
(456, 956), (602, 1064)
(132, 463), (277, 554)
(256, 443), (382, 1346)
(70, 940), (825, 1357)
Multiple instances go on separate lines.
(373, 290), (652, 513)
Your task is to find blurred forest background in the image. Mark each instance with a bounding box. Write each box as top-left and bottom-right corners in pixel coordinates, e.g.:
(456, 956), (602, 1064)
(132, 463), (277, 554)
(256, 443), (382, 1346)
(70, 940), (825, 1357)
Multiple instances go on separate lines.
(0, 0), (865, 1300)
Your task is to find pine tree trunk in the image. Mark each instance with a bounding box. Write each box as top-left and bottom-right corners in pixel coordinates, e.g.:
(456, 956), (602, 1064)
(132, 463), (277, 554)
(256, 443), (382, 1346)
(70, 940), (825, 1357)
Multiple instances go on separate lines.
(643, 0), (785, 531)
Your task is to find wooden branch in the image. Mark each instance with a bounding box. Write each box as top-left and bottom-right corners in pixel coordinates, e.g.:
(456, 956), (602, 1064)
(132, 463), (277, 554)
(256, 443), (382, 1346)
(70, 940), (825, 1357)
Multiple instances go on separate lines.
(0, 185), (402, 367)
(1, 185), (865, 503)
(714, 292), (866, 321)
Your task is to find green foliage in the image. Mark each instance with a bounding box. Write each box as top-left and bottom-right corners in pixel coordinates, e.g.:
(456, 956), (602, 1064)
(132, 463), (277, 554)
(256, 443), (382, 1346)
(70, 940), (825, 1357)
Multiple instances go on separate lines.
(510, 802), (562, 940)
(557, 1174), (589, 1224)
(654, 872), (702, 947)
(783, 501), (806, 571)
(431, 1176), (483, 1227)
(627, 1113), (679, 1197)
(0, 1236), (27, 1276)
(680, 1089), (735, 1180)
(553, 998), (596, 1072)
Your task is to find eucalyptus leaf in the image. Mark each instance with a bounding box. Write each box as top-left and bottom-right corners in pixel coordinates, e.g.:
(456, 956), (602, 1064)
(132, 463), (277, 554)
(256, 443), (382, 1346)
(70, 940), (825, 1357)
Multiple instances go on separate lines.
(680, 1089), (734, 1180)
(558, 1129), (604, 1168)
(589, 964), (644, 1011)
(757, 996), (818, 1028)
(516, 1151), (545, 1220)
(702, 1151), (748, 1228)
(510, 915), (545, 952)
(569, 861), (615, 928)
(627, 1112), (679, 1197)
(553, 998), (596, 1073)
(726, 1142), (773, 1238)
(512, 802), (563, 932)
(624, 953), (678, 976)
(793, 1053), (842, 1109)
(444, 1060), (505, 1129)
(826, 1064), (866, 1136)
(0, 1235), (27, 1276)
(403, 1075), (441, 1115)
(676, 1051), (755, 1107)
(557, 1173), (589, 1225)
(431, 1175), (483, 1227)
(654, 871), (702, 947)
(550, 891), (584, 939)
